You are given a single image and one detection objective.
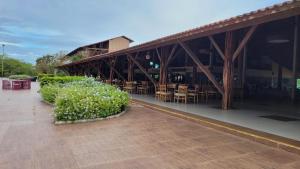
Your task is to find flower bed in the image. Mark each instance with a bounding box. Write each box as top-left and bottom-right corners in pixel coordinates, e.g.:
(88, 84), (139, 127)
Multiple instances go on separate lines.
(39, 78), (129, 122)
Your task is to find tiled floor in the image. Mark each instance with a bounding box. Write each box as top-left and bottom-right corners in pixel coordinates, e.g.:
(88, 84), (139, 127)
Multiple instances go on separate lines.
(0, 82), (300, 169)
(131, 94), (300, 141)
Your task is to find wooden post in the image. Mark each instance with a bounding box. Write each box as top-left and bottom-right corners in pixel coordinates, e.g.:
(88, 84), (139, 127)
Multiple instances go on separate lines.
(222, 31), (235, 110)
(108, 58), (116, 82)
(127, 55), (134, 81)
(292, 16), (299, 102)
(157, 45), (178, 84)
(277, 64), (282, 90)
(242, 46), (247, 89)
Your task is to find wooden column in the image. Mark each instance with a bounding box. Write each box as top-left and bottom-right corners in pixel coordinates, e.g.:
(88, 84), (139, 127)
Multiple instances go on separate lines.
(157, 45), (177, 84)
(127, 55), (134, 81)
(222, 31), (235, 110)
(108, 58), (116, 82)
(292, 16), (299, 102)
(157, 48), (167, 84)
(277, 65), (282, 90)
(242, 46), (247, 89)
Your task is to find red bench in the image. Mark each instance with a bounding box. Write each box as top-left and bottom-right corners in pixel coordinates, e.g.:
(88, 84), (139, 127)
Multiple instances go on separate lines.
(2, 80), (11, 89)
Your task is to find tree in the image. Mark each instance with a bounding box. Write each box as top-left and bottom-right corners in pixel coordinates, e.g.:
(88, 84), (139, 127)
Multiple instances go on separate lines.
(36, 55), (56, 74)
(0, 56), (36, 77)
(35, 51), (67, 75)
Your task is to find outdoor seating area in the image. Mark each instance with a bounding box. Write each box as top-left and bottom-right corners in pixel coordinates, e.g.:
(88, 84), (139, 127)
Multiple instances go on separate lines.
(2, 79), (31, 90)
(118, 80), (221, 104)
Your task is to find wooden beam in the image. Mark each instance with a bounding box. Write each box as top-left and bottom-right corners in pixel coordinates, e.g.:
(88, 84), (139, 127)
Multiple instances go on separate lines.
(166, 44), (178, 65)
(208, 36), (225, 60)
(127, 54), (157, 87)
(156, 48), (161, 61)
(292, 16), (298, 102)
(103, 59), (126, 81)
(178, 40), (224, 95)
(232, 25), (258, 61)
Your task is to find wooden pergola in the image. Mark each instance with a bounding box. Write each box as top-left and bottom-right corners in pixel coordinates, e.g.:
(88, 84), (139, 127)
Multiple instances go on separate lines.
(58, 1), (300, 110)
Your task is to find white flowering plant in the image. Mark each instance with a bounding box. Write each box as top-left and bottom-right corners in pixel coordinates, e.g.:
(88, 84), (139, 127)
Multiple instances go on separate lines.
(42, 78), (129, 121)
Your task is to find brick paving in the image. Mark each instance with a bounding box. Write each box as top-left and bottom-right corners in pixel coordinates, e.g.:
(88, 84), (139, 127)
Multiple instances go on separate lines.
(0, 82), (300, 169)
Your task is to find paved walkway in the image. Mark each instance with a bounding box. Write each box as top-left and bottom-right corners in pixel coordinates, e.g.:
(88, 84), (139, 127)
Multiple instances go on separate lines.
(132, 94), (300, 141)
(0, 82), (300, 169)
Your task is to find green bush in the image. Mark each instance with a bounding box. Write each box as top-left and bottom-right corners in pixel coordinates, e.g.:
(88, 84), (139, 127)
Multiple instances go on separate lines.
(40, 84), (61, 104)
(37, 74), (54, 80)
(39, 76), (85, 87)
(54, 83), (129, 121)
(8, 74), (31, 80)
(39, 78), (129, 121)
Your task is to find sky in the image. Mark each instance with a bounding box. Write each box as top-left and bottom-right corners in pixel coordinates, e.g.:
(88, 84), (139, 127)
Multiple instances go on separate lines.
(0, 0), (286, 64)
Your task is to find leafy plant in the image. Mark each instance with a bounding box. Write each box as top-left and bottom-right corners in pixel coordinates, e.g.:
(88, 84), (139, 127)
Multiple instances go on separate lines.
(37, 74), (54, 80)
(39, 77), (129, 121)
(40, 84), (62, 104)
(39, 76), (85, 87)
(54, 82), (129, 121)
(8, 74), (32, 80)
(71, 55), (83, 62)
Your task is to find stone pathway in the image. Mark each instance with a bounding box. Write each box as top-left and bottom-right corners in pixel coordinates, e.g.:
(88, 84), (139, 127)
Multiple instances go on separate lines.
(0, 82), (299, 169)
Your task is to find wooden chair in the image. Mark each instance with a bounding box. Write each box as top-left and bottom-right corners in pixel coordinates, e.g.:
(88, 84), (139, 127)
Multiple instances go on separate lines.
(206, 86), (218, 101)
(137, 81), (149, 94)
(188, 84), (200, 103)
(155, 84), (161, 99)
(105, 80), (112, 84)
(123, 81), (135, 94)
(174, 85), (188, 103)
(167, 83), (177, 93)
(158, 84), (173, 102)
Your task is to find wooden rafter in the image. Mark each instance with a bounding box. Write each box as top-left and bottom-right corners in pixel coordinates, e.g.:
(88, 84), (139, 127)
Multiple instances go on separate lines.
(127, 53), (157, 87)
(208, 36), (225, 60)
(178, 40), (224, 95)
(232, 25), (258, 61)
(166, 44), (178, 65)
(156, 48), (161, 61)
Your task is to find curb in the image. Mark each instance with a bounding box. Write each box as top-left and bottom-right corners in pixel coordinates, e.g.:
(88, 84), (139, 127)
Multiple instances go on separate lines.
(54, 107), (129, 125)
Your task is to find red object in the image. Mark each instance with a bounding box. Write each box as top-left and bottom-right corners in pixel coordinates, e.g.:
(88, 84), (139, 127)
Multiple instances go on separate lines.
(2, 80), (11, 89)
(23, 80), (31, 89)
(12, 81), (22, 90)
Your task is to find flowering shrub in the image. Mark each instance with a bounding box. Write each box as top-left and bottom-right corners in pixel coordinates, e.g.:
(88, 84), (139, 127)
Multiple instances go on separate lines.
(39, 77), (129, 121)
(39, 76), (85, 87)
(40, 84), (62, 104)
(54, 84), (129, 121)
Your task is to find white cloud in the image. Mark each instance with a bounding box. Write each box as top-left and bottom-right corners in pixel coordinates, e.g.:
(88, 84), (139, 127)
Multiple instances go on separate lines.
(0, 41), (23, 47)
